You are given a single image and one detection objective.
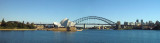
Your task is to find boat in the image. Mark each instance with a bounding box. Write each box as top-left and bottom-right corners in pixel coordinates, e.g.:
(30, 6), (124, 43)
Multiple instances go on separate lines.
(77, 29), (83, 31)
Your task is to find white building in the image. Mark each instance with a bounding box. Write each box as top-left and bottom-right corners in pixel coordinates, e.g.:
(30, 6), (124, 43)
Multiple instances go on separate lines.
(54, 18), (75, 27)
(129, 22), (135, 25)
(60, 18), (69, 27)
(68, 21), (75, 27)
(135, 22), (141, 26)
(53, 22), (61, 27)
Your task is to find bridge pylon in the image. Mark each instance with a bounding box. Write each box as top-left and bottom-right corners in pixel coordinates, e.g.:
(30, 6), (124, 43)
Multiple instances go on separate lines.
(84, 24), (86, 29)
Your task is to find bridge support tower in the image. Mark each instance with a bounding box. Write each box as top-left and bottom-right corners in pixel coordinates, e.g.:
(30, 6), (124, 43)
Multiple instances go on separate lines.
(84, 24), (86, 29)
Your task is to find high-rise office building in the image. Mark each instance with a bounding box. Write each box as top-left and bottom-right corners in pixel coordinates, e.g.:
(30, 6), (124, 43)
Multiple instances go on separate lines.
(116, 21), (121, 29)
(135, 22), (141, 26)
(141, 19), (143, 23)
(141, 19), (144, 25)
(124, 22), (129, 25)
(136, 19), (139, 22)
(149, 21), (153, 24)
(130, 22), (135, 25)
(155, 20), (160, 25)
(146, 22), (149, 25)
(149, 21), (154, 26)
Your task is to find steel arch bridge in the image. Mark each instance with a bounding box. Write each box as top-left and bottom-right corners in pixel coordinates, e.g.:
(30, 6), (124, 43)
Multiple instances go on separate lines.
(73, 16), (116, 25)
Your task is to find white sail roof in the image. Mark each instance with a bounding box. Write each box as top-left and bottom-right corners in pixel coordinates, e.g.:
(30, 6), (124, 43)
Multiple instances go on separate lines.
(59, 18), (75, 27)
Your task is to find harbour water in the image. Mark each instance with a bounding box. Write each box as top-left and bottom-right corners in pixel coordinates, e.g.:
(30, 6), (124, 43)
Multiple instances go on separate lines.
(0, 29), (160, 43)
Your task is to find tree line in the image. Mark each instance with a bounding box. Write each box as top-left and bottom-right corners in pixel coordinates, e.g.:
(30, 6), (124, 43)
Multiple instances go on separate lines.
(0, 19), (35, 29)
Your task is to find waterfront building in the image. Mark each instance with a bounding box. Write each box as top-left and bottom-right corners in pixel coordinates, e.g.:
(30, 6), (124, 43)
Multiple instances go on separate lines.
(135, 19), (141, 26)
(140, 19), (145, 29)
(35, 25), (44, 29)
(136, 19), (139, 22)
(60, 18), (75, 27)
(155, 20), (160, 25)
(60, 18), (69, 27)
(116, 21), (121, 29)
(149, 21), (154, 26)
(53, 18), (75, 28)
(141, 19), (143, 23)
(68, 21), (75, 27)
(45, 25), (54, 28)
(141, 19), (144, 25)
(149, 21), (153, 24)
(146, 22), (149, 25)
(53, 22), (61, 27)
(124, 22), (129, 25)
(135, 22), (141, 26)
(129, 22), (135, 25)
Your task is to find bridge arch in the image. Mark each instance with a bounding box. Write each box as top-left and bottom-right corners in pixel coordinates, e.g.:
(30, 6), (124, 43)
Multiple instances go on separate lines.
(73, 16), (116, 25)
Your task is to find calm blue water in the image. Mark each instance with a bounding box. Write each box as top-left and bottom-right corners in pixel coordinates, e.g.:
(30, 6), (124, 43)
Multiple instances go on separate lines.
(0, 29), (160, 43)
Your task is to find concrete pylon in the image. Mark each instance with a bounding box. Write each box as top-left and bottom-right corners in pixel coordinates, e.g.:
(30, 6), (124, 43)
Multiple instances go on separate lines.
(84, 24), (86, 29)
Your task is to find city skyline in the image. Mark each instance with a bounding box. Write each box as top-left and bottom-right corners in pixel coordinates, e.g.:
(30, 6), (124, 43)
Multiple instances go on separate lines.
(1, 16), (159, 25)
(1, 0), (160, 43)
(0, 0), (160, 24)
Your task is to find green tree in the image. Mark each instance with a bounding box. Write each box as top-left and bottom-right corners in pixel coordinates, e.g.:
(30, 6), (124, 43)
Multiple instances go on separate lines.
(26, 22), (30, 25)
(17, 23), (23, 29)
(1, 18), (6, 27)
(0, 20), (36, 29)
(6, 22), (14, 29)
(30, 23), (35, 29)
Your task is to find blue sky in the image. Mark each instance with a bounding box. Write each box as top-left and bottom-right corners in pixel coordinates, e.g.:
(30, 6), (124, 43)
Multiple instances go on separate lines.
(0, 0), (160, 24)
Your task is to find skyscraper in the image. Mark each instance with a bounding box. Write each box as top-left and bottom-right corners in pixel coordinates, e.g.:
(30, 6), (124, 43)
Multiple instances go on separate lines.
(141, 19), (144, 25)
(136, 19), (139, 22)
(155, 20), (160, 25)
(149, 21), (153, 24)
(149, 21), (154, 26)
(135, 19), (141, 26)
(129, 22), (135, 25)
(116, 21), (121, 29)
(141, 19), (143, 23)
(146, 22), (149, 25)
(124, 22), (129, 25)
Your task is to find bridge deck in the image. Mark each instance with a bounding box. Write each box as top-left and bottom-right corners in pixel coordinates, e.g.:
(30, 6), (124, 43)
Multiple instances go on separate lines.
(75, 22), (116, 25)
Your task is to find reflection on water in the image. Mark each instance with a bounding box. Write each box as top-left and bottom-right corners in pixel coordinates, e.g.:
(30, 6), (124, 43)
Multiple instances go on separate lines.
(0, 30), (160, 43)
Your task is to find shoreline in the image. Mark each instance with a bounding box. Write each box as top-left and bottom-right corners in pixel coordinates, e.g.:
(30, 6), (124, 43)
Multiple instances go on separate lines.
(0, 29), (37, 30)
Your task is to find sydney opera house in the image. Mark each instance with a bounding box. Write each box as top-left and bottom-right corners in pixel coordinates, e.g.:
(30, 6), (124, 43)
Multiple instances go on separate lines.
(52, 18), (77, 31)
(53, 18), (75, 27)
